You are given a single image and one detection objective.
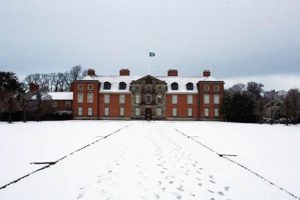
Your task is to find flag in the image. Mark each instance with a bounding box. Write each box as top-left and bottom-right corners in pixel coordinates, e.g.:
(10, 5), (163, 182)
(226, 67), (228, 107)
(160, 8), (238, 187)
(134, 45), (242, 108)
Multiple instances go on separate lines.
(149, 52), (155, 57)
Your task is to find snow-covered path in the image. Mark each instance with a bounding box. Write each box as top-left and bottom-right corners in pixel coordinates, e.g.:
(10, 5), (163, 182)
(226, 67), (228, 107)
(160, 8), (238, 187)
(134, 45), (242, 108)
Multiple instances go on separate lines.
(0, 121), (298, 200)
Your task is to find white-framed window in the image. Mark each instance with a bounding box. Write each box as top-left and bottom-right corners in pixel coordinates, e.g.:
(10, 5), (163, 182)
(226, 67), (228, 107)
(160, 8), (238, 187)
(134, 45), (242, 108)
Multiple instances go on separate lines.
(119, 94), (125, 104)
(172, 95), (178, 104)
(65, 101), (71, 108)
(157, 94), (162, 104)
(52, 101), (57, 108)
(156, 107), (162, 116)
(104, 107), (109, 116)
(214, 85), (219, 91)
(204, 108), (209, 117)
(187, 95), (193, 104)
(135, 107), (140, 116)
(135, 94), (141, 104)
(214, 108), (219, 117)
(172, 108), (177, 117)
(204, 94), (210, 104)
(78, 107), (83, 116)
(104, 94), (110, 104)
(78, 84), (83, 91)
(87, 93), (93, 103)
(204, 85), (210, 91)
(188, 108), (193, 117)
(88, 107), (93, 116)
(120, 107), (125, 116)
(146, 95), (151, 104)
(214, 94), (220, 104)
(88, 84), (93, 91)
(77, 93), (83, 103)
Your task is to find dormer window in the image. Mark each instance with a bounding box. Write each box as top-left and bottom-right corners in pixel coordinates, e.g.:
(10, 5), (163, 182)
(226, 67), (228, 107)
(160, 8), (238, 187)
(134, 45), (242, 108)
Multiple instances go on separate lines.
(171, 82), (178, 90)
(103, 82), (111, 90)
(186, 82), (193, 90)
(119, 82), (127, 90)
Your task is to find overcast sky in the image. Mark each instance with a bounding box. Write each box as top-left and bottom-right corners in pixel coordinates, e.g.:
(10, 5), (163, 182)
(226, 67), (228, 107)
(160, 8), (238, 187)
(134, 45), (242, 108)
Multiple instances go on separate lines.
(1, 0), (300, 90)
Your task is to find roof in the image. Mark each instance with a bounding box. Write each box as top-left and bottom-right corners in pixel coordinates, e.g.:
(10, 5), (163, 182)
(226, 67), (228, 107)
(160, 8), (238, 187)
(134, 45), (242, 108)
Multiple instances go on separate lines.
(48, 92), (73, 100)
(81, 75), (221, 93)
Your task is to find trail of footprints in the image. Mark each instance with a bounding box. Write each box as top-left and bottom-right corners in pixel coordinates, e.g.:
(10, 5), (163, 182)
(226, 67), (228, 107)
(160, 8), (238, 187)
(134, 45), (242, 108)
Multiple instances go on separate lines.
(76, 127), (232, 199)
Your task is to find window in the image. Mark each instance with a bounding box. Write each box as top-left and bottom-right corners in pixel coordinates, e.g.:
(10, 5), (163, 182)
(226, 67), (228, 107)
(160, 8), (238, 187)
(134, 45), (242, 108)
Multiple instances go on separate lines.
(78, 84), (83, 91)
(104, 107), (109, 116)
(104, 94), (110, 104)
(187, 95), (193, 104)
(204, 108), (209, 117)
(78, 93), (83, 103)
(120, 107), (125, 116)
(157, 94), (162, 104)
(78, 107), (83, 116)
(135, 94), (140, 104)
(146, 85), (152, 92)
(156, 107), (162, 116)
(204, 85), (210, 91)
(214, 85), (220, 91)
(88, 84), (93, 91)
(119, 94), (125, 104)
(146, 95), (151, 104)
(172, 95), (178, 104)
(214, 108), (219, 117)
(65, 101), (71, 108)
(103, 82), (111, 90)
(172, 108), (177, 117)
(186, 82), (194, 90)
(171, 82), (178, 90)
(119, 82), (126, 90)
(87, 93), (93, 103)
(204, 94), (210, 104)
(188, 108), (193, 117)
(88, 107), (93, 116)
(52, 101), (57, 108)
(135, 107), (140, 116)
(157, 86), (162, 92)
(214, 94), (220, 104)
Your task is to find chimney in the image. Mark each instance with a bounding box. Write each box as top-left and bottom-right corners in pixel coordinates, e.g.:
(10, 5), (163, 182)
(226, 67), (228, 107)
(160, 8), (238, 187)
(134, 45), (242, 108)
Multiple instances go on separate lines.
(168, 69), (178, 76)
(87, 69), (96, 76)
(203, 70), (211, 77)
(29, 83), (39, 93)
(120, 69), (130, 76)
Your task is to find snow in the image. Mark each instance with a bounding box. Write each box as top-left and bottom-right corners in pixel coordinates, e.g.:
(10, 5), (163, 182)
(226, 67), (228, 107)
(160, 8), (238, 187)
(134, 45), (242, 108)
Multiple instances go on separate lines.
(0, 121), (299, 199)
(48, 92), (73, 100)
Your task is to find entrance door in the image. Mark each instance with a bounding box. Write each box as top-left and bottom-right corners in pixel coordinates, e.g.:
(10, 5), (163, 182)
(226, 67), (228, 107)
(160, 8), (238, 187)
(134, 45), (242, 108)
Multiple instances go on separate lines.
(145, 108), (152, 120)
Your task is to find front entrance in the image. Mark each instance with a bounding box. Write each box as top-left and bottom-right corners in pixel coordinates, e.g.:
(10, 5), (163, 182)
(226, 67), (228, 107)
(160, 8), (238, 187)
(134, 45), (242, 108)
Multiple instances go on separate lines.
(145, 108), (152, 120)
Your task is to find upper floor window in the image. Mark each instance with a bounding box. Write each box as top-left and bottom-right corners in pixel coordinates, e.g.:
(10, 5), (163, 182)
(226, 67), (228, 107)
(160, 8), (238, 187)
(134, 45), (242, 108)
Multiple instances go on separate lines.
(87, 93), (93, 103)
(204, 94), (210, 104)
(88, 84), (93, 91)
(171, 82), (178, 90)
(172, 95), (178, 104)
(119, 94), (125, 104)
(103, 82), (111, 90)
(186, 82), (194, 90)
(77, 93), (83, 103)
(157, 94), (162, 104)
(204, 85), (210, 91)
(187, 95), (193, 104)
(135, 94), (141, 104)
(104, 94), (110, 104)
(214, 94), (220, 104)
(78, 84), (83, 91)
(146, 95), (152, 104)
(214, 85), (220, 91)
(146, 85), (152, 92)
(119, 82), (127, 90)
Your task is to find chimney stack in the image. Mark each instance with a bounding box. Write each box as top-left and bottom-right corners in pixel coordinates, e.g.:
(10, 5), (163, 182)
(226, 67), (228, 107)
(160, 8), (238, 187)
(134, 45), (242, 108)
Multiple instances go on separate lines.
(87, 69), (96, 76)
(29, 83), (39, 93)
(120, 69), (130, 76)
(203, 70), (211, 77)
(168, 69), (178, 76)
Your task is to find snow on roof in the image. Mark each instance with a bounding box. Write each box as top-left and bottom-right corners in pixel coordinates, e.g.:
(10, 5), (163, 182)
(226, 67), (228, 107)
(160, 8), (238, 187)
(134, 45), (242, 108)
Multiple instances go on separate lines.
(48, 92), (73, 100)
(81, 75), (221, 93)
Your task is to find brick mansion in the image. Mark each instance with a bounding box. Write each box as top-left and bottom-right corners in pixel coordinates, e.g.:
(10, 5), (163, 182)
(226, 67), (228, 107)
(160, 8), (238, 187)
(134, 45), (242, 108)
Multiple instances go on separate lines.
(31, 69), (225, 120)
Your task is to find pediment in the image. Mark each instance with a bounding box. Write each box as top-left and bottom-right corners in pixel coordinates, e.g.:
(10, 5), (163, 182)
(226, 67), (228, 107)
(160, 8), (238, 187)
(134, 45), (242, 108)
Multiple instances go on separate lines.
(131, 75), (166, 85)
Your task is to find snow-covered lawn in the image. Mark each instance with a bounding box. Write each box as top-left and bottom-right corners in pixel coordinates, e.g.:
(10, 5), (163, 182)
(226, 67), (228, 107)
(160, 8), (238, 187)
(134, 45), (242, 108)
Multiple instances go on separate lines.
(0, 121), (299, 200)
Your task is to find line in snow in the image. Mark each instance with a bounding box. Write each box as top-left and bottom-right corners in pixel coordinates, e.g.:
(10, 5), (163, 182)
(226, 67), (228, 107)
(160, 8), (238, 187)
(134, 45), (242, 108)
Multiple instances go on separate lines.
(0, 123), (133, 191)
(171, 126), (300, 200)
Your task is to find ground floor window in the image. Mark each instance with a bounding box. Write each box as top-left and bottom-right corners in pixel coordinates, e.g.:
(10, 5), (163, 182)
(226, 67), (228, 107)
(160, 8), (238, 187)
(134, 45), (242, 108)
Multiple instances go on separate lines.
(172, 108), (177, 117)
(120, 107), (125, 116)
(214, 108), (219, 117)
(78, 107), (83, 116)
(52, 101), (57, 108)
(204, 108), (209, 117)
(156, 107), (162, 116)
(188, 108), (193, 117)
(135, 107), (140, 116)
(104, 107), (109, 116)
(88, 107), (93, 116)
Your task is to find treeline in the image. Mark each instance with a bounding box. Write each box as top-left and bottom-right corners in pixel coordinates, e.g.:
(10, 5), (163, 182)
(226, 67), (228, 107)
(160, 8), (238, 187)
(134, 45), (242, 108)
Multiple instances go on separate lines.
(221, 82), (300, 124)
(0, 65), (87, 122)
